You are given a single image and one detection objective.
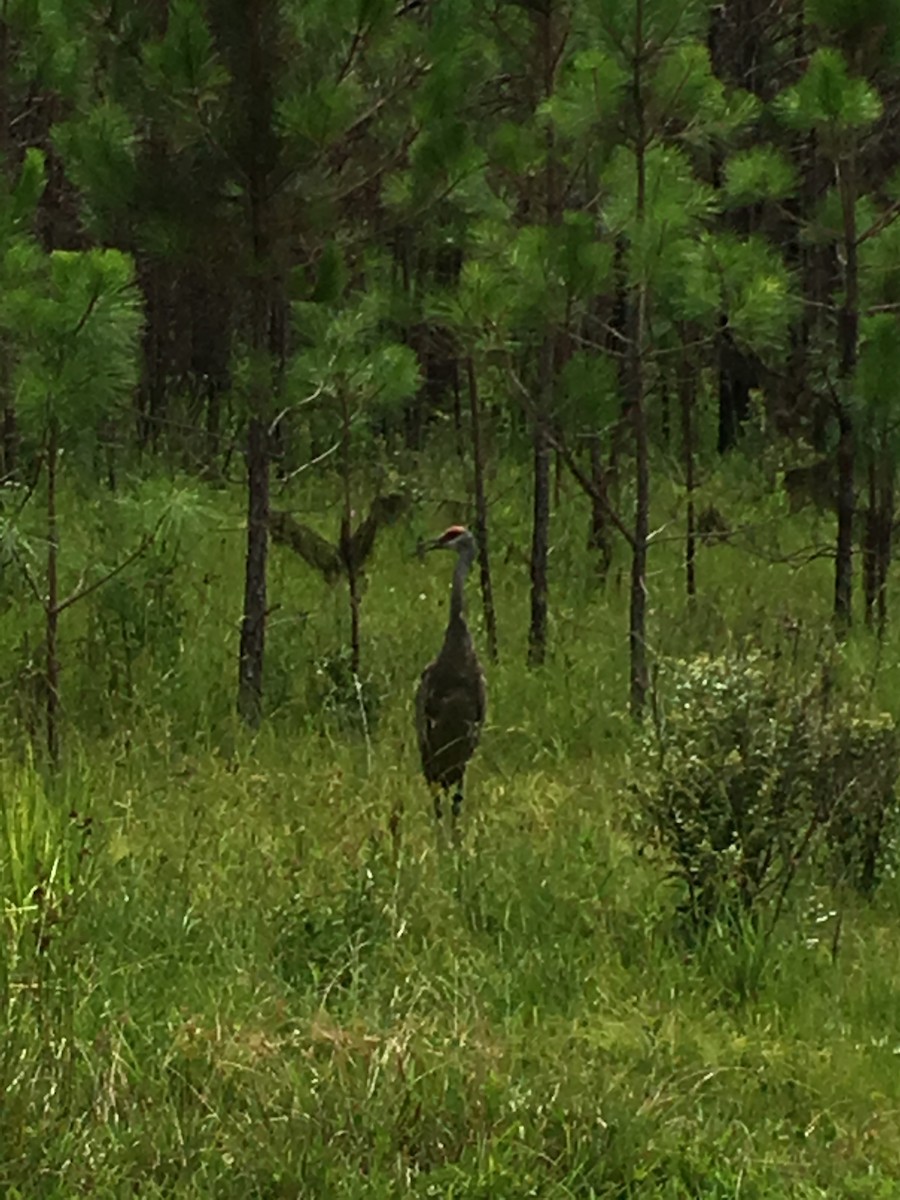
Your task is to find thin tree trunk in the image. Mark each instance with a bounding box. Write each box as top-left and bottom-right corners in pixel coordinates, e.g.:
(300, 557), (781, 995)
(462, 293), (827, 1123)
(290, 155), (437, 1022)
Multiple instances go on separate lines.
(237, 416), (269, 726)
(46, 417), (60, 766)
(528, 339), (552, 667)
(834, 151), (858, 633)
(629, 0), (649, 719)
(466, 355), (498, 662)
(717, 325), (753, 454)
(527, 2), (562, 669)
(679, 354), (696, 601)
(864, 458), (877, 628)
(234, 0), (280, 727)
(340, 386), (361, 677)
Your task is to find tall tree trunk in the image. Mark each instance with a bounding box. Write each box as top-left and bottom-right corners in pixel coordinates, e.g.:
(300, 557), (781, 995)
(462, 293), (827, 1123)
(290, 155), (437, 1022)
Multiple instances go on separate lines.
(233, 0), (280, 726)
(527, 2), (562, 669)
(237, 415), (269, 726)
(834, 150), (858, 633)
(466, 355), (498, 663)
(629, 0), (649, 719)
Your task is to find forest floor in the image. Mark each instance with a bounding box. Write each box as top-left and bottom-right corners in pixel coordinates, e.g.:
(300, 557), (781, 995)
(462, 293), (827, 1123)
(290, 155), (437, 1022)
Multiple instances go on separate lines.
(2, 448), (900, 1197)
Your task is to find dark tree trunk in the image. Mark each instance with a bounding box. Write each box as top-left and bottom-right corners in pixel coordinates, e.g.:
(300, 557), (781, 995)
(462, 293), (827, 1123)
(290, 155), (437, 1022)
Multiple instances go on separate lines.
(628, 0), (649, 720)
(834, 153), (858, 634)
(466, 355), (498, 663)
(629, 283), (649, 718)
(229, 0), (282, 726)
(237, 416), (269, 727)
(527, 2), (562, 669)
(339, 387), (361, 677)
(717, 327), (754, 454)
(679, 353), (696, 601)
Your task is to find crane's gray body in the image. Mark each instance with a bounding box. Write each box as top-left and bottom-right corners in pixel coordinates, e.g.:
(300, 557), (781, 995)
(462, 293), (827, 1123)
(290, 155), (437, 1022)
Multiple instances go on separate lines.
(415, 528), (486, 819)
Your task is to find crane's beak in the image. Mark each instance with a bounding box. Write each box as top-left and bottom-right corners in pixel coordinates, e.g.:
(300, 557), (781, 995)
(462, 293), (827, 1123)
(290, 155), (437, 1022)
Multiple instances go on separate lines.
(416, 536), (441, 560)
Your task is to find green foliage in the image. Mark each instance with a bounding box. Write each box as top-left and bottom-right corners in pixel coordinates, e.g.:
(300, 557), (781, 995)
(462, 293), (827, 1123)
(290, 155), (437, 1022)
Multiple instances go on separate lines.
(722, 146), (798, 206)
(278, 76), (366, 154)
(647, 42), (759, 141)
(773, 48), (883, 134)
(4, 148), (48, 234)
(597, 0), (711, 62)
(52, 101), (138, 231)
(141, 0), (230, 100)
(539, 48), (628, 141)
(856, 313), (900, 427)
(711, 234), (797, 353)
(7, 248), (142, 436)
(307, 645), (382, 732)
(557, 348), (620, 430)
(602, 144), (719, 257)
(310, 240), (349, 305)
(1, 757), (95, 1001)
(635, 651), (900, 928)
(290, 290), (420, 420)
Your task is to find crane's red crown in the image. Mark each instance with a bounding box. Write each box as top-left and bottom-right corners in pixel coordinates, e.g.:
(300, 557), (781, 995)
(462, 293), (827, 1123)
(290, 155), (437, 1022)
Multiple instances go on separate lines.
(438, 524), (468, 543)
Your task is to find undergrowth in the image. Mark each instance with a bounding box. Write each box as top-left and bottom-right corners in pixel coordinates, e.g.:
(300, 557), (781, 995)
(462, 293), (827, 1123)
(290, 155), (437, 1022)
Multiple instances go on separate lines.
(1, 447), (899, 1197)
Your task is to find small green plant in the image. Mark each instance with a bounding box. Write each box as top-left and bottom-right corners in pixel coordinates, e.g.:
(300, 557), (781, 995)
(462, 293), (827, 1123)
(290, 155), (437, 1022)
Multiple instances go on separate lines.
(635, 651), (900, 931)
(308, 645), (382, 733)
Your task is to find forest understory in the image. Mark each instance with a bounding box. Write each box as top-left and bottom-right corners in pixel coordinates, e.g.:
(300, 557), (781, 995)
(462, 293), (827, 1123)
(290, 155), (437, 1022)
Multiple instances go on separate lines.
(2, 447), (900, 1199)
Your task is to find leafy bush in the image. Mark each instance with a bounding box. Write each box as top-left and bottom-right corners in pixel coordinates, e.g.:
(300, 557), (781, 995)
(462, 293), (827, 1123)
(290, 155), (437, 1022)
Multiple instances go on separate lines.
(634, 652), (900, 929)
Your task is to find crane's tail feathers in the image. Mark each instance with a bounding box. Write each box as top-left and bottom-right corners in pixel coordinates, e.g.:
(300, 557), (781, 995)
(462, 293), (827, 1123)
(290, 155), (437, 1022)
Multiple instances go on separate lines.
(451, 788), (463, 821)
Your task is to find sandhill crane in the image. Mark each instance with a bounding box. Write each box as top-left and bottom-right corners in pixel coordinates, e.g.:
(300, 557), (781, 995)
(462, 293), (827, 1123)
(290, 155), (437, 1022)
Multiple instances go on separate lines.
(416, 525), (486, 834)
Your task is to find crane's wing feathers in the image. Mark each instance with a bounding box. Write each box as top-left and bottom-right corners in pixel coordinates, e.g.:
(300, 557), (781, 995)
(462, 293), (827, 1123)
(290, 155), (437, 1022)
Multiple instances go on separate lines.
(416, 656), (485, 788)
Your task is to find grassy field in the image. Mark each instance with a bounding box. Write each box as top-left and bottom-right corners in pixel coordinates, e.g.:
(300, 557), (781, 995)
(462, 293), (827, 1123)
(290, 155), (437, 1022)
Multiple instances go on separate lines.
(2, 444), (900, 1197)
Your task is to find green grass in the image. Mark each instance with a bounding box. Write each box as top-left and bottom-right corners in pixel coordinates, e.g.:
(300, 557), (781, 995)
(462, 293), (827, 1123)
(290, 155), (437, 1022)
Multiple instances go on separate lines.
(2, 445), (900, 1196)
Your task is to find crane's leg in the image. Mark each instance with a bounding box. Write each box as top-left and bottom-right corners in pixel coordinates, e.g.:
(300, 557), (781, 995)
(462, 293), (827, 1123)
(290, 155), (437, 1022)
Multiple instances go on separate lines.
(450, 785), (463, 848)
(431, 783), (450, 853)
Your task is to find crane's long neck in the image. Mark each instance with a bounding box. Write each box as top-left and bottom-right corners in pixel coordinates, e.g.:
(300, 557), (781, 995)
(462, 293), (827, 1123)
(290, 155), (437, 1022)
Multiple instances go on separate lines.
(449, 542), (476, 629)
